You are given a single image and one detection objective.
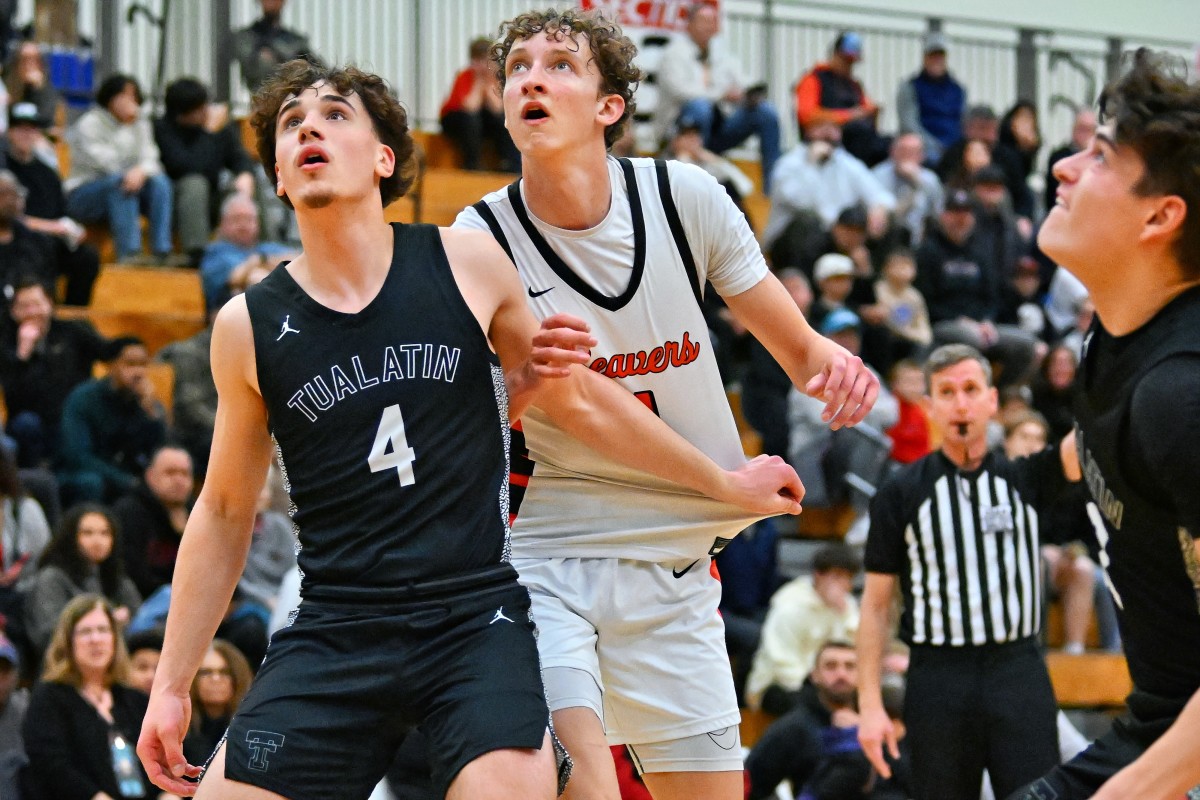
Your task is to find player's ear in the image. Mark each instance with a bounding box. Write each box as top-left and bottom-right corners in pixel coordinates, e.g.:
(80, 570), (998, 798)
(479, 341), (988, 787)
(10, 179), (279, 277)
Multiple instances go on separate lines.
(597, 93), (624, 128)
(274, 163), (285, 197)
(1140, 194), (1186, 248)
(376, 143), (396, 180)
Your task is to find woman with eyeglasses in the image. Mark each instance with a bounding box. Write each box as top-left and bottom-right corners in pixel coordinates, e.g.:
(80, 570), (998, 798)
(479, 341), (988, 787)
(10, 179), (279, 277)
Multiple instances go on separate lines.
(21, 594), (179, 799)
(182, 639), (252, 766)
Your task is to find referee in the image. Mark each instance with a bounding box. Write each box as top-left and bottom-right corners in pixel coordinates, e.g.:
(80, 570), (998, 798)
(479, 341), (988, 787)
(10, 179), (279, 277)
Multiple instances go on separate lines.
(856, 345), (1071, 799)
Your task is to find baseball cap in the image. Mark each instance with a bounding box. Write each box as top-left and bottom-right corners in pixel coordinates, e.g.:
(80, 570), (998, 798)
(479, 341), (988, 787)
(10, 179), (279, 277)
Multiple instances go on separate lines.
(813, 253), (855, 283)
(945, 188), (974, 211)
(923, 32), (948, 55)
(835, 31), (863, 58)
(819, 307), (862, 336)
(8, 101), (48, 129)
(0, 634), (19, 667)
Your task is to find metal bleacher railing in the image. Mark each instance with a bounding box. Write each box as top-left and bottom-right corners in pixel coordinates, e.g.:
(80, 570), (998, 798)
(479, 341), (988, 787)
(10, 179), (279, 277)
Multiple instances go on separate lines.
(84, 0), (1194, 178)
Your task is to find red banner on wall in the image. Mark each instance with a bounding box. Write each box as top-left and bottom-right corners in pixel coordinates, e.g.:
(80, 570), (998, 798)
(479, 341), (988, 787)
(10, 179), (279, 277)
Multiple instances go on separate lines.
(579, 0), (719, 33)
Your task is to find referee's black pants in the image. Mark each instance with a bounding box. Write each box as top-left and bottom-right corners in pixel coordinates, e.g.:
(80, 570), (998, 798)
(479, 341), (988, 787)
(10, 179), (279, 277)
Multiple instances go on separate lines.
(906, 639), (1059, 800)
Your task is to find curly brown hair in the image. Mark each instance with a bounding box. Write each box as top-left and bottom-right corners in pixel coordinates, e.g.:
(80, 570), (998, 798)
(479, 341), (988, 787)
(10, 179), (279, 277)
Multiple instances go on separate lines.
(249, 59), (416, 208)
(490, 8), (641, 150)
(1099, 48), (1200, 275)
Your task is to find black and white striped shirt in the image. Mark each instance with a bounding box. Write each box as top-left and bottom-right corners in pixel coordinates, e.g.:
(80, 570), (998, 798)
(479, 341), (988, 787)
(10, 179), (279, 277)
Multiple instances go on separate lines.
(865, 449), (1066, 647)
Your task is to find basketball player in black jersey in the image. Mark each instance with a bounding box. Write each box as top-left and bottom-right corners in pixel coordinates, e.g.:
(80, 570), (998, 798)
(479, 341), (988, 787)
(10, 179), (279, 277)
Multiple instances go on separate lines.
(1008, 50), (1200, 800)
(135, 61), (804, 800)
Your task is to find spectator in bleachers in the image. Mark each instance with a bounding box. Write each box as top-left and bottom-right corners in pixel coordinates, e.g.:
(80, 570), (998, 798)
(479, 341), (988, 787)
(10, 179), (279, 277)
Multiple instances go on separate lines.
(5, 42), (62, 147)
(916, 189), (1037, 388)
(999, 100), (1042, 186)
(741, 268), (813, 458)
(439, 37), (519, 172)
(746, 544), (861, 713)
(154, 77), (258, 267)
(0, 277), (108, 469)
(787, 309), (898, 512)
(745, 640), (861, 799)
(4, 103), (100, 305)
(871, 132), (944, 246)
(662, 115), (756, 223)
(233, 0), (319, 93)
(182, 639), (252, 766)
(125, 627), (163, 694)
(937, 104), (1034, 225)
(896, 31), (966, 164)
(65, 74), (175, 264)
(56, 335), (167, 505)
(796, 31), (888, 167)
(1030, 343), (1078, 441)
(867, 246), (932, 368)
(763, 121), (893, 268)
(655, 3), (781, 190)
(114, 444), (193, 599)
(156, 322), (216, 477)
(22, 595), (170, 800)
(0, 169), (70, 299)
(233, 478), (297, 632)
(0, 445), (51, 647)
(884, 359), (932, 465)
(1043, 107), (1096, 215)
(793, 203), (873, 284)
(998, 255), (1054, 344)
(939, 135), (993, 193)
(810, 252), (858, 329)
(199, 193), (295, 314)
(0, 632), (27, 800)
(970, 163), (1027, 282)
(24, 504), (141, 656)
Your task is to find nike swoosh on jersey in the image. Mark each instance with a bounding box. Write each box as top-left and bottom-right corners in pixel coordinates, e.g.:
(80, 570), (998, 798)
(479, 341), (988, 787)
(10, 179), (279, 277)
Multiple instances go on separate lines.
(528, 286), (554, 298)
(672, 560), (700, 579)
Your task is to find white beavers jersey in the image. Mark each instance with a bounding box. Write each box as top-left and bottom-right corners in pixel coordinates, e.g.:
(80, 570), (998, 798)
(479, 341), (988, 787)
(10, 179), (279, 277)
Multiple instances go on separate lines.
(455, 156), (769, 562)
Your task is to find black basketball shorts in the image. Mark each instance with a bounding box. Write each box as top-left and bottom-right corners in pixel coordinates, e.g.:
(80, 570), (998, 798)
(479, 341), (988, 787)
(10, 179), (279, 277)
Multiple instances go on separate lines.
(220, 573), (554, 799)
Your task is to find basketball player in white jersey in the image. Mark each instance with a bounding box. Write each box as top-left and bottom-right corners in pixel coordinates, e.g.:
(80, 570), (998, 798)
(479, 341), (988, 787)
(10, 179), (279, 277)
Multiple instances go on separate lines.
(455, 9), (879, 800)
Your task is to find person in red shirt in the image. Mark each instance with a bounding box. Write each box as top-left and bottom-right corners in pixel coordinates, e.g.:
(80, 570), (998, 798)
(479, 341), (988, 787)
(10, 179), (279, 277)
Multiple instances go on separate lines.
(440, 37), (519, 172)
(884, 359), (931, 464)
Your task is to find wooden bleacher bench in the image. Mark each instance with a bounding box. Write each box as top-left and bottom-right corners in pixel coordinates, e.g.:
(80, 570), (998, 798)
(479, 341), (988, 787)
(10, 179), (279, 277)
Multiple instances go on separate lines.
(56, 306), (205, 358)
(91, 265), (205, 317)
(1045, 651), (1132, 708)
(739, 707), (777, 748)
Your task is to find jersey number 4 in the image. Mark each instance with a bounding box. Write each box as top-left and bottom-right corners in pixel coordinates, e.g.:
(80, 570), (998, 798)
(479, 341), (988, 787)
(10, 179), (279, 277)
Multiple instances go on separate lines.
(369, 404), (417, 486)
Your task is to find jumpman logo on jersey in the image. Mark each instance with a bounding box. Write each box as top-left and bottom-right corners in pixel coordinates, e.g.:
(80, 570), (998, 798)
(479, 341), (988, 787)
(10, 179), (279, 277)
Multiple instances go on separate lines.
(276, 315), (300, 341)
(490, 606), (514, 625)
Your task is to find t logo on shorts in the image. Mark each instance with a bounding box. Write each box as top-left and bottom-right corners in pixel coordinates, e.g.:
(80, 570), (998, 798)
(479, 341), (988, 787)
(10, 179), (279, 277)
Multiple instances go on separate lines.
(246, 730), (286, 772)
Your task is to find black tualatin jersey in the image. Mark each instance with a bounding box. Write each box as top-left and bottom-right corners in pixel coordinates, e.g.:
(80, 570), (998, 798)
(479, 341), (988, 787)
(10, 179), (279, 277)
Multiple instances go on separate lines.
(1075, 284), (1200, 724)
(244, 223), (512, 598)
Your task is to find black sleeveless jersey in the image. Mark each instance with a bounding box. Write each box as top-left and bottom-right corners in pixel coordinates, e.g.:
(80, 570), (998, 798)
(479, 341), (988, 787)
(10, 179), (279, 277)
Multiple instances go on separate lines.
(1075, 284), (1200, 719)
(244, 223), (511, 597)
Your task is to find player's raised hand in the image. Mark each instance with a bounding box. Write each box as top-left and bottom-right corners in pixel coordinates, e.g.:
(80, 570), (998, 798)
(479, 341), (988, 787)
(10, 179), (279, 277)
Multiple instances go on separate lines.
(529, 313), (597, 378)
(858, 705), (899, 780)
(139, 690), (202, 796)
(718, 454), (805, 515)
(804, 338), (880, 430)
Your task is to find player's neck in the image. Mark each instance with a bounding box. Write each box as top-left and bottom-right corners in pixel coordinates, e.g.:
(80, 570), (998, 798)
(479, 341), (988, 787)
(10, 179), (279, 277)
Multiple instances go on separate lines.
(290, 198), (394, 312)
(1087, 254), (1200, 336)
(520, 149), (613, 231)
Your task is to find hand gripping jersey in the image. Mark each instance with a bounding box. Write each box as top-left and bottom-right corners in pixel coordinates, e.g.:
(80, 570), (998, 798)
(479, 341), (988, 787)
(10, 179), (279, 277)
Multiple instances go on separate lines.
(456, 157), (767, 562)
(1074, 285), (1200, 719)
(244, 223), (513, 597)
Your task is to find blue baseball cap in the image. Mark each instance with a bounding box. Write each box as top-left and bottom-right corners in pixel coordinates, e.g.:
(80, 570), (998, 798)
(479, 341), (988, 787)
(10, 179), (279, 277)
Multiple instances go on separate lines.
(0, 634), (19, 666)
(820, 308), (862, 336)
(836, 31), (863, 58)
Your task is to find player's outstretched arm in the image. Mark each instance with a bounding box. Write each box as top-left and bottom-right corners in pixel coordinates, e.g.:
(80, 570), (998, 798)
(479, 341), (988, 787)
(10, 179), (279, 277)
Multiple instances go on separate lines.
(857, 571), (899, 780)
(137, 296), (276, 797)
(725, 273), (880, 429)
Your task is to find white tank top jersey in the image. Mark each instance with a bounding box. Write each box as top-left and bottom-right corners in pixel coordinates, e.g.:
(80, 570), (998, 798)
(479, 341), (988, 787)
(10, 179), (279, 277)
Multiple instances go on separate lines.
(454, 157), (771, 562)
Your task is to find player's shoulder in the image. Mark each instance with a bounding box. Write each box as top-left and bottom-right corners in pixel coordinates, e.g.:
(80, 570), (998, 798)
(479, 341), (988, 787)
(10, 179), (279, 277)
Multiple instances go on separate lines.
(439, 225), (509, 261)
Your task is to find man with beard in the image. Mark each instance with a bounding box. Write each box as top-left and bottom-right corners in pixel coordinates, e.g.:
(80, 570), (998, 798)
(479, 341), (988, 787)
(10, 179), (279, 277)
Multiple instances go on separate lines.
(745, 640), (861, 799)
